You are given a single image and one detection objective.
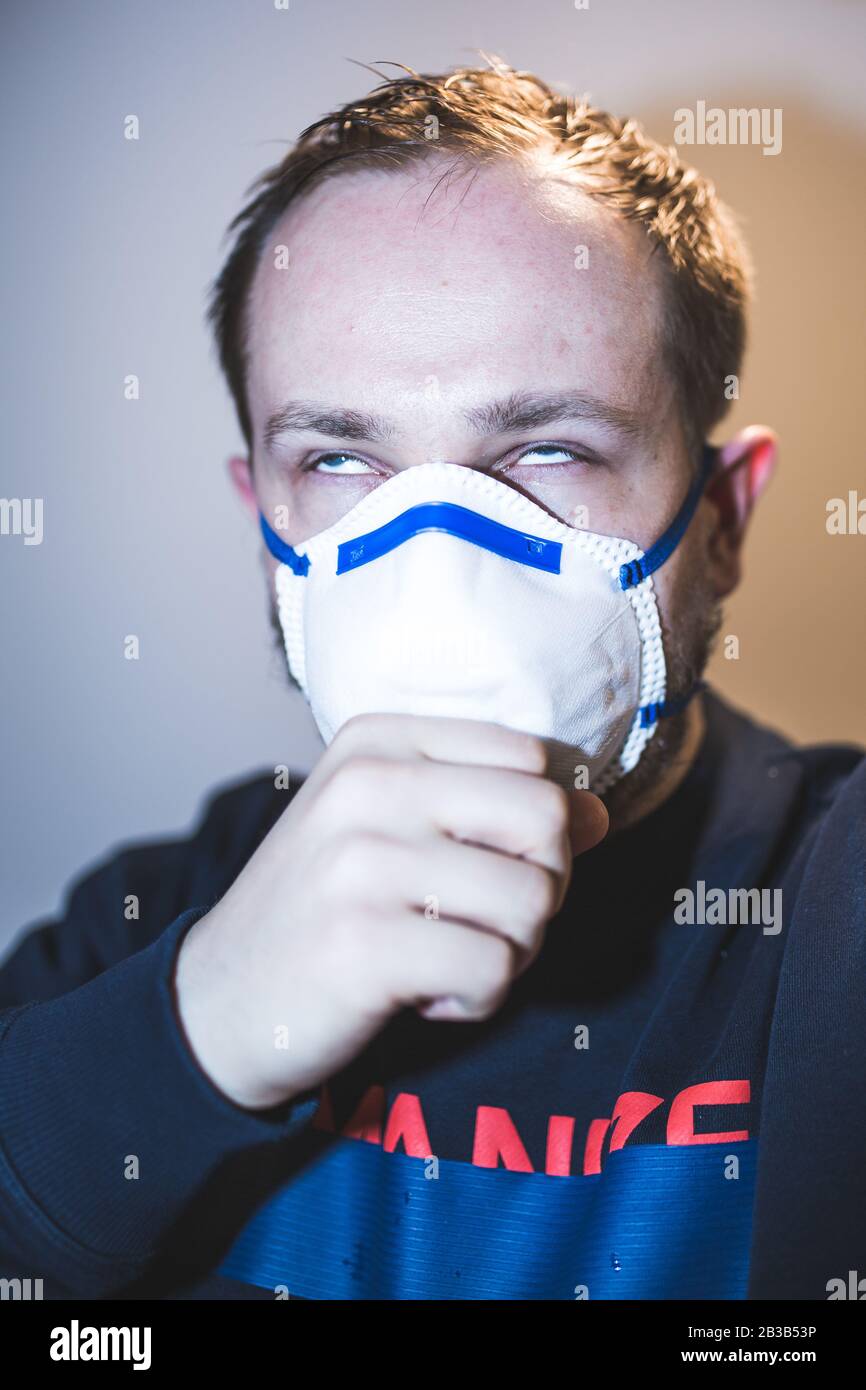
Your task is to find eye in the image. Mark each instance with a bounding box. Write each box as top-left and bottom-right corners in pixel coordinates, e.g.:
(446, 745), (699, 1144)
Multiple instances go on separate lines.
(304, 451), (374, 475)
(512, 444), (586, 467)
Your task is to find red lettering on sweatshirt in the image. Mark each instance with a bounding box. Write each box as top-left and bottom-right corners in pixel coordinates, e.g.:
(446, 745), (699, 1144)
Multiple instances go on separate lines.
(342, 1085), (385, 1144)
(609, 1092), (665, 1151)
(583, 1119), (611, 1176)
(666, 1080), (751, 1145)
(545, 1115), (576, 1176)
(383, 1092), (432, 1158)
(312, 1078), (752, 1172)
(473, 1105), (534, 1171)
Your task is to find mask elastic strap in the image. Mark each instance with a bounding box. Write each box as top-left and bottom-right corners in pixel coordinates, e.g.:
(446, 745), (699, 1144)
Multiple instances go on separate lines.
(259, 513), (310, 576)
(628, 445), (717, 732)
(640, 679), (707, 729)
(619, 444), (718, 591)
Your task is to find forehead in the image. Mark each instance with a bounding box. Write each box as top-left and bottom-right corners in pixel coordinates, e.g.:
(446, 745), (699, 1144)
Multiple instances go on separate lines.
(245, 155), (670, 432)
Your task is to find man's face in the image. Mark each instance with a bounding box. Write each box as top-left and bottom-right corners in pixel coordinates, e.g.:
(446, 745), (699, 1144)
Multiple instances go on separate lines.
(242, 155), (721, 805)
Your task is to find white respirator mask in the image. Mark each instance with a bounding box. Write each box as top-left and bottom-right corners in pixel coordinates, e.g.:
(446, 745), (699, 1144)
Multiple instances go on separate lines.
(260, 450), (715, 794)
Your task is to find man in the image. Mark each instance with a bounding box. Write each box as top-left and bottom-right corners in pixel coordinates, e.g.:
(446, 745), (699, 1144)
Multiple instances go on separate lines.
(1, 59), (863, 1301)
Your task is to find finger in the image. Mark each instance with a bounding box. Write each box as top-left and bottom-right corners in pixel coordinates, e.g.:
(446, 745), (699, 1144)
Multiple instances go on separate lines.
(362, 833), (563, 957)
(330, 711), (549, 775)
(333, 759), (570, 872)
(427, 763), (572, 884)
(375, 908), (519, 1020)
(567, 790), (610, 856)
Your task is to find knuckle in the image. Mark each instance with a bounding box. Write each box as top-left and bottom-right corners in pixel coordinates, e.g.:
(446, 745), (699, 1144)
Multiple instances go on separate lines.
(516, 731), (548, 772)
(534, 778), (570, 836)
(513, 862), (559, 931)
(326, 830), (387, 894)
(323, 753), (393, 811)
(474, 935), (515, 1003)
(336, 711), (384, 743)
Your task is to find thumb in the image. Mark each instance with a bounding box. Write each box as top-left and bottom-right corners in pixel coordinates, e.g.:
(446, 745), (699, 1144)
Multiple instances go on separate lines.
(567, 789), (609, 856)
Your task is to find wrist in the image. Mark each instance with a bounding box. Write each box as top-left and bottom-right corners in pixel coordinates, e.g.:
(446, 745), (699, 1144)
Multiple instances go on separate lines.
(173, 910), (275, 1111)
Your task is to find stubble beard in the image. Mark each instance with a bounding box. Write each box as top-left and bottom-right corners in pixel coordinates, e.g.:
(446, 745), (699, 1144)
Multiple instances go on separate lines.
(600, 570), (723, 828)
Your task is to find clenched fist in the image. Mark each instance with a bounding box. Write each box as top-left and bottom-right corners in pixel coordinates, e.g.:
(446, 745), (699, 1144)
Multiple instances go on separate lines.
(174, 713), (608, 1111)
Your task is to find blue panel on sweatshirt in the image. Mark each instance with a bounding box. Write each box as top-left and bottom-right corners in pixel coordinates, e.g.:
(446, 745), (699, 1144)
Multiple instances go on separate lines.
(219, 1136), (757, 1300)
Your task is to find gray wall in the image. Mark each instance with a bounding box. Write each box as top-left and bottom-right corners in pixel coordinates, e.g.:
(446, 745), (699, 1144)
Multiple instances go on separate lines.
(2, 0), (864, 954)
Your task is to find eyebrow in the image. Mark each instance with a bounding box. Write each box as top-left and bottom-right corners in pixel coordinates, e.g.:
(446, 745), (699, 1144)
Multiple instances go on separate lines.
(263, 389), (647, 452)
(263, 402), (395, 450)
(463, 390), (647, 442)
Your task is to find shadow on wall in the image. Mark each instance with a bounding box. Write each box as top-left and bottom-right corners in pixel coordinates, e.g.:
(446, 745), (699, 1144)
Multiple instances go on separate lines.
(639, 93), (865, 749)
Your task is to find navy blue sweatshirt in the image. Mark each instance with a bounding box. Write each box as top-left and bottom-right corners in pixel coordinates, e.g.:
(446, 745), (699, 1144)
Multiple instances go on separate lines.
(1, 690), (864, 1299)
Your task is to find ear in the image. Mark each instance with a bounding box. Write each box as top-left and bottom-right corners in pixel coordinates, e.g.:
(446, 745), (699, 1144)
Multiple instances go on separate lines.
(228, 454), (259, 521)
(704, 425), (777, 597)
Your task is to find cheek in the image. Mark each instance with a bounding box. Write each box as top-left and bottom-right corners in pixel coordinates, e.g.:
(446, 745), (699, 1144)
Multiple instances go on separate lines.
(257, 471), (380, 546)
(650, 516), (713, 633)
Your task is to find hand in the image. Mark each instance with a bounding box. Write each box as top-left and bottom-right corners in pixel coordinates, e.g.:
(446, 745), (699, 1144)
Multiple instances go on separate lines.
(174, 713), (608, 1110)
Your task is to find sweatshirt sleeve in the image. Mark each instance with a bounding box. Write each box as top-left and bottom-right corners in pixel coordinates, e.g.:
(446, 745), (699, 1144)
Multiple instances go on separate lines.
(0, 906), (321, 1298)
(0, 773), (290, 1007)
